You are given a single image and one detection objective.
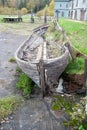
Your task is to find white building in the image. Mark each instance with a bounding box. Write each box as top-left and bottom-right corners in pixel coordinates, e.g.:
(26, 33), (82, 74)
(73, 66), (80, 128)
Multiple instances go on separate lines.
(55, 0), (72, 18)
(55, 0), (87, 20)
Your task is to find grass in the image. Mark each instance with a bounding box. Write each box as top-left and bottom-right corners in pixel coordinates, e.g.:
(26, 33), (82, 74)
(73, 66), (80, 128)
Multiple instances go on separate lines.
(16, 67), (22, 73)
(65, 57), (84, 74)
(0, 15), (45, 35)
(57, 18), (87, 74)
(52, 95), (87, 129)
(59, 18), (87, 55)
(52, 95), (75, 112)
(0, 96), (23, 121)
(9, 57), (16, 63)
(16, 72), (35, 96)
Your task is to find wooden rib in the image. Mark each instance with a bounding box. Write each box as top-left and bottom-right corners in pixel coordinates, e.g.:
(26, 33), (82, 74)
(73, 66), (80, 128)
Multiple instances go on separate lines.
(36, 45), (42, 61)
(43, 42), (46, 60)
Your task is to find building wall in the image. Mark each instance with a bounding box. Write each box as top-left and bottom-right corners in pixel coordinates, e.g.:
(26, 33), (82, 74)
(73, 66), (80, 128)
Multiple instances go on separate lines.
(55, 0), (87, 21)
(72, 0), (87, 20)
(55, 1), (70, 18)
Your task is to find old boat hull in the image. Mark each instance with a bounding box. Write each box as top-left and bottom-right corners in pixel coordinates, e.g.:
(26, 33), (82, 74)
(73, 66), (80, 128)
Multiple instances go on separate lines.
(15, 25), (69, 87)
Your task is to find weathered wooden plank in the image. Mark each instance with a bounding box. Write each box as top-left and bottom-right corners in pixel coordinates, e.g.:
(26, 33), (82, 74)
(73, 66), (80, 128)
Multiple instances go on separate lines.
(65, 42), (76, 60)
(43, 42), (47, 60)
(39, 60), (46, 97)
(84, 58), (87, 95)
(43, 54), (69, 68)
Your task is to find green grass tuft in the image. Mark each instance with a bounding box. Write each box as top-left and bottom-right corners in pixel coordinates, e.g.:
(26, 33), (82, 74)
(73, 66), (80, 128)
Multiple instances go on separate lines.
(16, 72), (35, 96)
(0, 96), (22, 121)
(9, 57), (16, 63)
(16, 67), (22, 73)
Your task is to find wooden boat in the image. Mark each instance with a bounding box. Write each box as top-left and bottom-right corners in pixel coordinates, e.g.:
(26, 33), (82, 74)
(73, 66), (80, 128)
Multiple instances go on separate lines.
(15, 24), (69, 88)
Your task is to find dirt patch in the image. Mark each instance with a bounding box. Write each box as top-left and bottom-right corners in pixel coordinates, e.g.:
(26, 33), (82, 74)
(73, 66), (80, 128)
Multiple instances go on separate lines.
(63, 74), (84, 93)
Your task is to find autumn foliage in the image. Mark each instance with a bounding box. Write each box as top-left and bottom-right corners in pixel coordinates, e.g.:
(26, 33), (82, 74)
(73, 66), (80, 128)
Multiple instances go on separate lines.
(37, 0), (54, 16)
(21, 8), (28, 15)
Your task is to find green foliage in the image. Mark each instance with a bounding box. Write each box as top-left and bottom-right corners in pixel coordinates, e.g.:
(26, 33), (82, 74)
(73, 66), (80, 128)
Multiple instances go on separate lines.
(52, 95), (87, 129)
(16, 72), (35, 96)
(0, 0), (50, 14)
(37, 0), (54, 16)
(16, 67), (22, 73)
(0, 96), (22, 121)
(0, 7), (21, 15)
(9, 57), (16, 63)
(0, 15), (4, 23)
(65, 57), (84, 74)
(78, 125), (85, 130)
(52, 95), (75, 113)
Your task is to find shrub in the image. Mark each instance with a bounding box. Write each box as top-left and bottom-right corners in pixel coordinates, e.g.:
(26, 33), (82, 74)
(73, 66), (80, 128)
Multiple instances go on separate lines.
(36, 0), (54, 16)
(21, 8), (28, 15)
(0, 7), (21, 15)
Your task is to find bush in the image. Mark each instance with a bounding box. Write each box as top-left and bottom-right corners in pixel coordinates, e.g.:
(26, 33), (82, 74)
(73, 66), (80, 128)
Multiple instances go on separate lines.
(21, 8), (28, 15)
(0, 7), (21, 15)
(36, 0), (54, 16)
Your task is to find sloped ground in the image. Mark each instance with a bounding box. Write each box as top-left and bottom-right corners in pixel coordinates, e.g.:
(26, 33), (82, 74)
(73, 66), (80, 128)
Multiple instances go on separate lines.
(0, 22), (69, 130)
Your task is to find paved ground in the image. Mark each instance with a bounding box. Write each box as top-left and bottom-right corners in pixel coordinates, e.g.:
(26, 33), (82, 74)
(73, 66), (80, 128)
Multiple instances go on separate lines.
(0, 98), (70, 130)
(0, 25), (70, 130)
(0, 30), (27, 98)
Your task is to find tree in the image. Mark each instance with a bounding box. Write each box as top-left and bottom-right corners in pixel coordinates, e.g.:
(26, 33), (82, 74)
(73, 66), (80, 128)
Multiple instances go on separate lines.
(9, 0), (16, 8)
(27, 0), (35, 12)
(1, 0), (5, 7)
(37, 0), (54, 16)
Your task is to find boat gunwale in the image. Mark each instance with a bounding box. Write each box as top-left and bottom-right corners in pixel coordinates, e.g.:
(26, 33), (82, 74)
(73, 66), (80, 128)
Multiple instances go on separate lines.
(15, 24), (69, 65)
(15, 38), (69, 65)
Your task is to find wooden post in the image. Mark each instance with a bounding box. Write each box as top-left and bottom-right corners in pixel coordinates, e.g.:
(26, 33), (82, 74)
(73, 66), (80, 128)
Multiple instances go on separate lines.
(65, 42), (76, 61)
(39, 60), (46, 98)
(84, 58), (87, 95)
(56, 10), (59, 22)
(44, 10), (47, 24)
(31, 11), (34, 23)
(62, 28), (67, 41)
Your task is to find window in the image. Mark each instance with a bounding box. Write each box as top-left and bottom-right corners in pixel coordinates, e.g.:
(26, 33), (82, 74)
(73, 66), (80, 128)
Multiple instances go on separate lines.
(83, 0), (86, 3)
(62, 12), (64, 17)
(60, 4), (62, 7)
(76, 0), (78, 7)
(66, 4), (68, 8)
(68, 11), (70, 17)
(71, 11), (73, 18)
